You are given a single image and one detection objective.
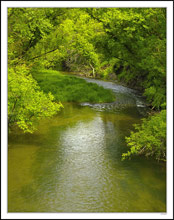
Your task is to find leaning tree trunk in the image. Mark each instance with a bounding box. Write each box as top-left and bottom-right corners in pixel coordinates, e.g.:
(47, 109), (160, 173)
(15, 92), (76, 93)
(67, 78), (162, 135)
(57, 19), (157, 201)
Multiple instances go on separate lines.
(89, 63), (96, 78)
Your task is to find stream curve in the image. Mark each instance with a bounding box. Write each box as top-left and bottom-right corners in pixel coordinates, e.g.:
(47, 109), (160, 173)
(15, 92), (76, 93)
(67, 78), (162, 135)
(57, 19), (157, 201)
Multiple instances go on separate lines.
(8, 77), (166, 212)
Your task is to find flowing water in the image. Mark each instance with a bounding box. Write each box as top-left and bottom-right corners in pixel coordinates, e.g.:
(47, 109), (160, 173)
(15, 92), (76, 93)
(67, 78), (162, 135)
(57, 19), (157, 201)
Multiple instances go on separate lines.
(8, 77), (166, 212)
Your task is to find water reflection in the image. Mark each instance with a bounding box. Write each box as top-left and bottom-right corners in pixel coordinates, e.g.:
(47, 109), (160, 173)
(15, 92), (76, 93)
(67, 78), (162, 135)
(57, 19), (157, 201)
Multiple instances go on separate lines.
(56, 116), (107, 211)
(8, 101), (166, 212)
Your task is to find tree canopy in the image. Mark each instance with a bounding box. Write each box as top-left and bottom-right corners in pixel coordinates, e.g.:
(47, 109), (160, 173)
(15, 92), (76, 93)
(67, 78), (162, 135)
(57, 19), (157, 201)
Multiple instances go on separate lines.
(8, 7), (166, 161)
(8, 65), (63, 133)
(8, 8), (166, 109)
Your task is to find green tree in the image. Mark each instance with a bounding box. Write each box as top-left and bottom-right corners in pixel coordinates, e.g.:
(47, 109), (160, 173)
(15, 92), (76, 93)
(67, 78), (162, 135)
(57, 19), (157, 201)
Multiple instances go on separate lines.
(26, 9), (103, 75)
(8, 8), (53, 64)
(122, 110), (166, 162)
(86, 8), (166, 109)
(8, 65), (63, 133)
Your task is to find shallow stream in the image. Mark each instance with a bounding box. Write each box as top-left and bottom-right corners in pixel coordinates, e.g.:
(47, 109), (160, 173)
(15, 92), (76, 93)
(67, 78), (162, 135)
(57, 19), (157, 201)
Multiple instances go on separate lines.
(8, 77), (166, 212)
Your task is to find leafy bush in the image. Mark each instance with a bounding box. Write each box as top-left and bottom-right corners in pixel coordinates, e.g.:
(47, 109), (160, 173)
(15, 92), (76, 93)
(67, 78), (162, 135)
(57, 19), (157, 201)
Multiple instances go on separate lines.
(100, 58), (121, 79)
(8, 65), (63, 133)
(144, 86), (166, 110)
(122, 110), (166, 161)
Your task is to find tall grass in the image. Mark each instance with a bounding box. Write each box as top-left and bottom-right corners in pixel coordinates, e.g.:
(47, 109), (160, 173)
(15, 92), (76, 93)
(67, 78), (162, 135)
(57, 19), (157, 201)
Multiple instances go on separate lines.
(32, 69), (116, 103)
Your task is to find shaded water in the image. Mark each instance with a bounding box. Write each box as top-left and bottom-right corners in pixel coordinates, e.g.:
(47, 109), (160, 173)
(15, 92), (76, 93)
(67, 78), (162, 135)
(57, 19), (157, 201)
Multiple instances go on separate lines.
(8, 78), (166, 212)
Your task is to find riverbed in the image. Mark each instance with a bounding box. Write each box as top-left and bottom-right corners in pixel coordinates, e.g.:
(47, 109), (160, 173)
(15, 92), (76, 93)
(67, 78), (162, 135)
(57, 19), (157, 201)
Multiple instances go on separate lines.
(8, 77), (166, 212)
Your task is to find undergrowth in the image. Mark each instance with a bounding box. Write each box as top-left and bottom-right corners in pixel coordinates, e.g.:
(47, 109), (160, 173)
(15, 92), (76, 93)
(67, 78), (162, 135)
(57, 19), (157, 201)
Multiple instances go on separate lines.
(31, 69), (116, 103)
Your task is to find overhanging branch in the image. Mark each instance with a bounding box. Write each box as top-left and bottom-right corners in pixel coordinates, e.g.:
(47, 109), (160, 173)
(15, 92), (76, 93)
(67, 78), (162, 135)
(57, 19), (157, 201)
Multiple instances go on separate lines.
(27, 48), (59, 61)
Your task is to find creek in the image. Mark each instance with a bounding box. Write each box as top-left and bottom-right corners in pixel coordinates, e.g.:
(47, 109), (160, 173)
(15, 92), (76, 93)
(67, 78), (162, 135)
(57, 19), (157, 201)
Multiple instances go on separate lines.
(8, 77), (166, 212)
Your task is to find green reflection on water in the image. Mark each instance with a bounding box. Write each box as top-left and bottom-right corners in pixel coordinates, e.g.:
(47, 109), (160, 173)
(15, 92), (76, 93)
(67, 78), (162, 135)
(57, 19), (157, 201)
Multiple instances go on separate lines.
(8, 103), (166, 212)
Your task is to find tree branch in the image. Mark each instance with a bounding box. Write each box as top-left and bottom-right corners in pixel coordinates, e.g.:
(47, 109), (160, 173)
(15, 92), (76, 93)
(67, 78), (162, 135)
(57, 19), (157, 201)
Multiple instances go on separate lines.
(27, 48), (59, 61)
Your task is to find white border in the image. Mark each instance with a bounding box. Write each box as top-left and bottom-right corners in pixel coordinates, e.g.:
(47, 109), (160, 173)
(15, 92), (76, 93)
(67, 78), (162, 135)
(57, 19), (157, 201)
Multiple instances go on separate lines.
(1, 1), (173, 219)
(0, 1), (173, 8)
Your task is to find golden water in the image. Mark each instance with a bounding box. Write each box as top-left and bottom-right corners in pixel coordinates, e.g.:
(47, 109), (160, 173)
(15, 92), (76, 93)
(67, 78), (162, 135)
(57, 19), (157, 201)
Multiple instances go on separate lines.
(8, 103), (166, 212)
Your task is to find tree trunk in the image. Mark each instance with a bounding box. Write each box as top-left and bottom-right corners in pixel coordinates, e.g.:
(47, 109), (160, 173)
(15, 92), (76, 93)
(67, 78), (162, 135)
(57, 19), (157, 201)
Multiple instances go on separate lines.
(89, 63), (95, 78)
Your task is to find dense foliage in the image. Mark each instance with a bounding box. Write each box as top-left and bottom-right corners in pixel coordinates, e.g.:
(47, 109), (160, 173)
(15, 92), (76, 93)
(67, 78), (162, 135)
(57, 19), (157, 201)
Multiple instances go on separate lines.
(8, 8), (166, 110)
(122, 110), (166, 162)
(8, 8), (166, 161)
(8, 65), (63, 133)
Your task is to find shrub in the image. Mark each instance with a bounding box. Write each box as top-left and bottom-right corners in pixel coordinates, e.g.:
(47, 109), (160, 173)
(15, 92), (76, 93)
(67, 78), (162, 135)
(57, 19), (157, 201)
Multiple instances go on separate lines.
(8, 66), (63, 133)
(122, 110), (166, 161)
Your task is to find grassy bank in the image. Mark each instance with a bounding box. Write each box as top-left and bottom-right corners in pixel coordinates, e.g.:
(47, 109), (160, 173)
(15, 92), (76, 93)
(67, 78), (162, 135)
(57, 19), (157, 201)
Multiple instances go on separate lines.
(31, 69), (116, 103)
